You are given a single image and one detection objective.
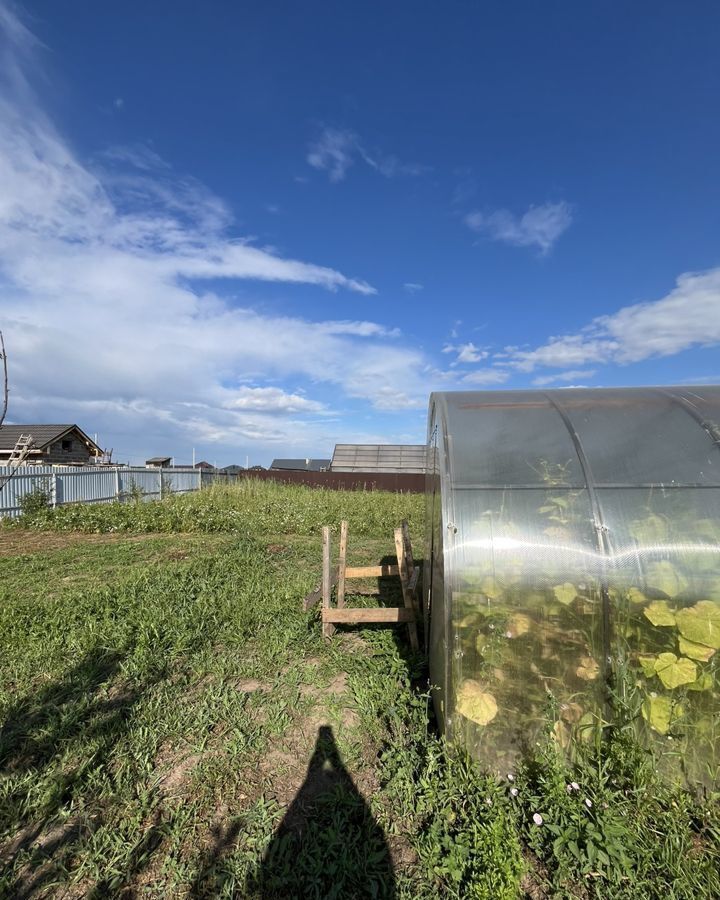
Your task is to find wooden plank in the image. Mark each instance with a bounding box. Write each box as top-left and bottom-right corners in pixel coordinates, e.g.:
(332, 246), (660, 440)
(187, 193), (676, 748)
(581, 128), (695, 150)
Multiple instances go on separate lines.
(408, 566), (420, 595)
(303, 571), (338, 611)
(322, 607), (416, 624)
(337, 519), (348, 608)
(395, 527), (419, 650)
(345, 564), (399, 578)
(401, 519), (415, 574)
(322, 526), (335, 637)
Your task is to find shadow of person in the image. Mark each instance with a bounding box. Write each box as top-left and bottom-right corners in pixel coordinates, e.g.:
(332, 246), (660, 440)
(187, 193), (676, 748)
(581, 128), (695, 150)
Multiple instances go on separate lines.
(248, 725), (396, 899)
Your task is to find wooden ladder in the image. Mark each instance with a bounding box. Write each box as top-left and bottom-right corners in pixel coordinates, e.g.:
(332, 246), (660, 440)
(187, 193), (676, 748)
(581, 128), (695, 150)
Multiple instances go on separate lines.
(6, 433), (34, 467)
(310, 519), (420, 650)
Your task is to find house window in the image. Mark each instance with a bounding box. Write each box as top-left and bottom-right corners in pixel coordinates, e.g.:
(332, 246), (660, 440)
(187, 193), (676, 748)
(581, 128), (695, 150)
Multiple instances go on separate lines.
(61, 439), (72, 452)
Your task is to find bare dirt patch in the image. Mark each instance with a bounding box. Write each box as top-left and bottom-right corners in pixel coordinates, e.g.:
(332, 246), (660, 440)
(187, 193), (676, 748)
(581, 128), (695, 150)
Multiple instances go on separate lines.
(235, 678), (268, 693)
(0, 529), (139, 558)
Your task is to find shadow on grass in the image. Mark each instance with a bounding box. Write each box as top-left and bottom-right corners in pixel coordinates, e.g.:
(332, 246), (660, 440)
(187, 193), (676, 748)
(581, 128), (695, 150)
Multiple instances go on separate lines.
(190, 726), (396, 899)
(0, 649), (160, 897)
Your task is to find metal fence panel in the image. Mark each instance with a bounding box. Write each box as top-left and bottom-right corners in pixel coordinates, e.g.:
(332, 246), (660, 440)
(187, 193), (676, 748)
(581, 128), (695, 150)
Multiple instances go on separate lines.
(0, 466), (208, 518)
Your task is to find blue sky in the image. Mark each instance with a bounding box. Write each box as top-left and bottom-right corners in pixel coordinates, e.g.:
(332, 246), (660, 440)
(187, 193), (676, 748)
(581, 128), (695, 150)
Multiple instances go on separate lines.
(1, 1), (719, 465)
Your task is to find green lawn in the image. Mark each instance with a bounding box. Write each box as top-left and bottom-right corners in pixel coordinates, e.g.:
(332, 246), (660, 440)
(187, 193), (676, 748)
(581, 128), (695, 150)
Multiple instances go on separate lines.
(0, 483), (718, 898)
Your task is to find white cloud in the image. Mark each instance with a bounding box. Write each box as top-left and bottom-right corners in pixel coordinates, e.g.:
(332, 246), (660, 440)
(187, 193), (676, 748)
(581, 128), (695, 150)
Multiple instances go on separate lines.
(465, 201), (573, 254)
(509, 268), (720, 372)
(307, 125), (426, 182)
(403, 282), (424, 294)
(461, 369), (510, 386)
(307, 127), (356, 182)
(226, 387), (326, 414)
(531, 369), (596, 386)
(442, 342), (489, 365)
(0, 4), (435, 462)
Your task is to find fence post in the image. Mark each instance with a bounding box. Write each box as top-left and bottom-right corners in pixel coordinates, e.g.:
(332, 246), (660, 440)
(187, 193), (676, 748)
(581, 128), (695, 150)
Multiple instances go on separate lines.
(158, 469), (163, 499)
(197, 468), (202, 491)
(51, 473), (58, 508)
(115, 468), (121, 502)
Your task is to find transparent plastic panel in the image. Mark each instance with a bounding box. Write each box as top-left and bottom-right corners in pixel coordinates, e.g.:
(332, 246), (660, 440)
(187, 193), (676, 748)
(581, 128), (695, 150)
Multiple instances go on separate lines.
(601, 486), (720, 789)
(447, 485), (605, 774)
(442, 392), (585, 487)
(557, 389), (720, 486)
(429, 387), (720, 790)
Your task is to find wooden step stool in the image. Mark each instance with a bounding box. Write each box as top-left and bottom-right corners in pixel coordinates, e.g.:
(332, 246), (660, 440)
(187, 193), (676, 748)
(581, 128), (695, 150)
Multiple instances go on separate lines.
(305, 519), (420, 650)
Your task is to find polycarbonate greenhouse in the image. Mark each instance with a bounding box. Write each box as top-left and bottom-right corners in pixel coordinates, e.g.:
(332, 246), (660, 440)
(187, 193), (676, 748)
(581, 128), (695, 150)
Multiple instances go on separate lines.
(426, 386), (720, 789)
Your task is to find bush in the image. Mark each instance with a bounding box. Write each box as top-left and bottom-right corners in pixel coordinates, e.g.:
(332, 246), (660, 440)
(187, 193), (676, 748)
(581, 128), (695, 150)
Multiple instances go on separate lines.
(18, 485), (52, 517)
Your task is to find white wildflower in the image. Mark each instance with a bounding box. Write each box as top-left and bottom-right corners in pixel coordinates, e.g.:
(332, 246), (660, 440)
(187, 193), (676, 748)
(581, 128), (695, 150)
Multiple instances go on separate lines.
(532, 813), (543, 826)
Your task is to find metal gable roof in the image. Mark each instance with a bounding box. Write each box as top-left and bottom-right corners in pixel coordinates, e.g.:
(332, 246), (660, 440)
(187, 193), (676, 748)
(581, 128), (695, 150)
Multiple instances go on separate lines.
(330, 444), (427, 474)
(0, 424), (100, 453)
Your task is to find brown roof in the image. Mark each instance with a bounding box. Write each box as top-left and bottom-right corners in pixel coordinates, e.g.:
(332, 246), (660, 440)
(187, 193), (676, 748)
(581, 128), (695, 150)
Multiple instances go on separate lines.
(0, 424), (101, 453)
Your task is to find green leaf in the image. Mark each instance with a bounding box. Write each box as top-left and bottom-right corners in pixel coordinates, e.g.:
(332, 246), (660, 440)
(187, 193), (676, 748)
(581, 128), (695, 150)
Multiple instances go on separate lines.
(687, 672), (714, 692)
(643, 600), (676, 627)
(455, 680), (498, 726)
(675, 601), (720, 650)
(642, 695), (672, 734)
(638, 655), (657, 678)
(653, 652), (697, 689)
(645, 561), (688, 598)
(627, 587), (650, 604)
(553, 582), (578, 605)
(629, 514), (670, 544)
(678, 635), (716, 662)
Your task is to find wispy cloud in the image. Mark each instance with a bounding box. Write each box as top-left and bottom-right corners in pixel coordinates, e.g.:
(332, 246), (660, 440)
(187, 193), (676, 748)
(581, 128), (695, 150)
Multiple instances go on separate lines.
(307, 125), (427, 182)
(507, 269), (720, 372)
(403, 282), (424, 294)
(226, 387), (326, 414)
(460, 369), (510, 386)
(0, 4), (438, 461)
(442, 342), (489, 365)
(531, 369), (596, 386)
(464, 201), (573, 254)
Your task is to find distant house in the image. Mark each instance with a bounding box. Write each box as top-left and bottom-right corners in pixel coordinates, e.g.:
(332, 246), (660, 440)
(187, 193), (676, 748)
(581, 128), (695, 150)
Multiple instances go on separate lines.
(145, 456), (172, 468)
(330, 444), (426, 474)
(270, 458), (331, 472)
(0, 424), (102, 467)
(194, 461), (215, 471)
(221, 465), (245, 475)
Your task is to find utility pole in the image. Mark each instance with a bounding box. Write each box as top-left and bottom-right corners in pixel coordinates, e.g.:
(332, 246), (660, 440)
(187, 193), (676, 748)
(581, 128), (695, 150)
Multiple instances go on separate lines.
(192, 447), (196, 468)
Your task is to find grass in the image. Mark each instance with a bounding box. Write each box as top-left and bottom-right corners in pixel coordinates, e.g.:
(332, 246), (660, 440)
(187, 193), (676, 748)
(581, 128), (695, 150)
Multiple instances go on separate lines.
(0, 481), (718, 898)
(7, 479), (425, 538)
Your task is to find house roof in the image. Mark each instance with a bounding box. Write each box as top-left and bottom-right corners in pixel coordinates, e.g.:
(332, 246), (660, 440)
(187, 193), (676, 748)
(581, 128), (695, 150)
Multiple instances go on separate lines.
(270, 458), (331, 472)
(145, 456), (172, 465)
(221, 465), (245, 473)
(0, 424), (101, 454)
(330, 443), (427, 474)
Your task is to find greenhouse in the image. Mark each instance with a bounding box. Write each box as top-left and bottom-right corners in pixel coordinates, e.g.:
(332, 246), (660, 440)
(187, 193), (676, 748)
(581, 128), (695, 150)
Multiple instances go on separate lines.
(425, 386), (720, 790)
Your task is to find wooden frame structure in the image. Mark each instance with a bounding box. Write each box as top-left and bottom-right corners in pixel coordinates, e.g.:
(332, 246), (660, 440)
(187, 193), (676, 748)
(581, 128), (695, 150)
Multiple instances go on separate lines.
(306, 519), (420, 649)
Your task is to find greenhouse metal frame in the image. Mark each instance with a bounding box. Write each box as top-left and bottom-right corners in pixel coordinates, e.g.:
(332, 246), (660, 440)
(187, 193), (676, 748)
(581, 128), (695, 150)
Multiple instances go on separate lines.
(426, 386), (720, 789)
